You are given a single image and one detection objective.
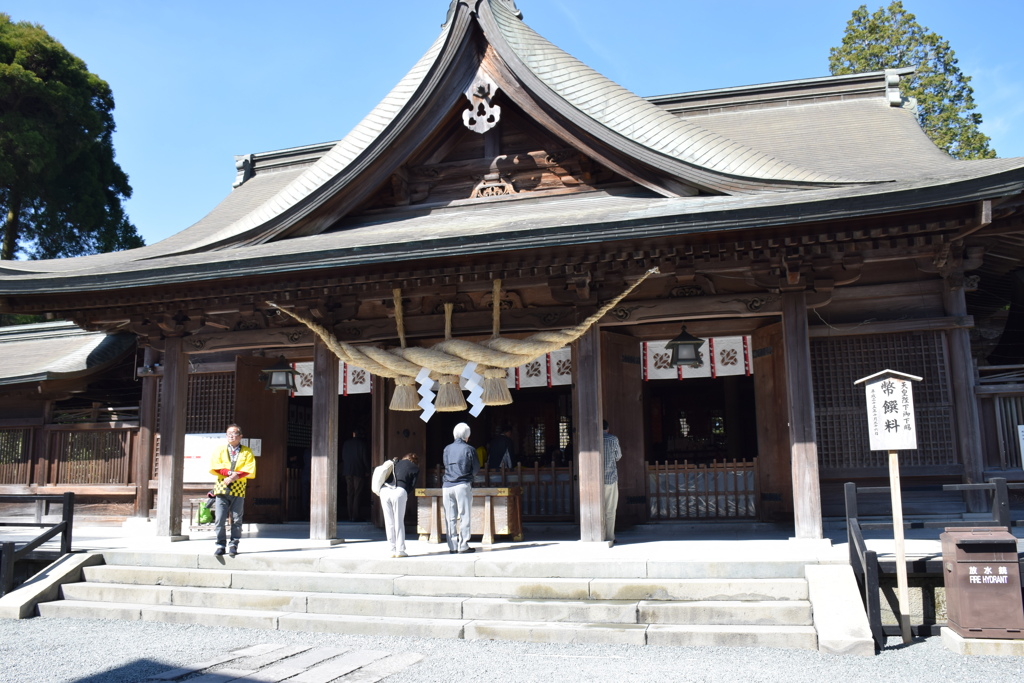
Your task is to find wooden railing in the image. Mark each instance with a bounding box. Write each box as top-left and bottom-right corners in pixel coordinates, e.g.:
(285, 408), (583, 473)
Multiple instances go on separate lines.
(975, 364), (1024, 470)
(844, 478), (1024, 650)
(646, 459), (758, 520)
(50, 426), (134, 485)
(0, 492), (75, 597)
(0, 424), (137, 489)
(0, 427), (33, 486)
(428, 461), (576, 521)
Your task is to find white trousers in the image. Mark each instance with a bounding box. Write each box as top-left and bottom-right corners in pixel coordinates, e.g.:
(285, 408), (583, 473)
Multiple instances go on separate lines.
(604, 482), (619, 542)
(442, 483), (472, 552)
(380, 485), (408, 553)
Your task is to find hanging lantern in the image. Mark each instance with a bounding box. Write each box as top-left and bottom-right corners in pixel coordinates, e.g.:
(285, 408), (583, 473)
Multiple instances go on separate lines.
(262, 356), (298, 393)
(665, 325), (704, 368)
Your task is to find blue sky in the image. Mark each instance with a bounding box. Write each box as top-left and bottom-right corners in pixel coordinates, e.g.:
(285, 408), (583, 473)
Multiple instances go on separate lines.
(7, 0), (1024, 246)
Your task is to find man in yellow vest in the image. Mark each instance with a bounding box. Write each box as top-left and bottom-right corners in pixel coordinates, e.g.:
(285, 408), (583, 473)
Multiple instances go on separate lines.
(209, 423), (256, 557)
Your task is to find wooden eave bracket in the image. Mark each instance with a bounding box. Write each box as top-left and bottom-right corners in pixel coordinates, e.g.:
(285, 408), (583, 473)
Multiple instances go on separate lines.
(749, 253), (862, 293)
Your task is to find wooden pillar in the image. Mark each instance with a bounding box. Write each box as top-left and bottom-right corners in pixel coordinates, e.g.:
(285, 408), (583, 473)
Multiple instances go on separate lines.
(782, 292), (823, 540)
(134, 346), (158, 518)
(310, 337), (339, 540)
(155, 337), (188, 538)
(573, 327), (605, 542)
(370, 375), (387, 528)
(943, 279), (986, 510)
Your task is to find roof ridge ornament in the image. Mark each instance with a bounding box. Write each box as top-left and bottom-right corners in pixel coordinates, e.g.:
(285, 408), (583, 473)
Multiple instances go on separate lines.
(462, 73), (502, 134)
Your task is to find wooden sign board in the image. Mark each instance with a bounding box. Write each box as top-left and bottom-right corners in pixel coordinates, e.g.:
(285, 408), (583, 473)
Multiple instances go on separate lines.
(854, 370), (922, 452)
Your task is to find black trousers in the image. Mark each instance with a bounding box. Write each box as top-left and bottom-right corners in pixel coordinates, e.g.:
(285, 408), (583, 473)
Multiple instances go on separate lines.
(345, 475), (366, 520)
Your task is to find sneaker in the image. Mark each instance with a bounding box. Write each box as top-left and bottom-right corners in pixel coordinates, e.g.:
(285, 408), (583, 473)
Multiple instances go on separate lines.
(396, 551), (408, 558)
(228, 546), (238, 558)
(458, 547), (475, 554)
(214, 547), (225, 556)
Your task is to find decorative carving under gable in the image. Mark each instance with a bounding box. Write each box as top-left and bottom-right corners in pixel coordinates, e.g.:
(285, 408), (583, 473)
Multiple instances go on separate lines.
(670, 285), (705, 298)
(470, 174), (517, 198)
(731, 295), (779, 313)
(480, 289), (522, 310)
(462, 74), (501, 135)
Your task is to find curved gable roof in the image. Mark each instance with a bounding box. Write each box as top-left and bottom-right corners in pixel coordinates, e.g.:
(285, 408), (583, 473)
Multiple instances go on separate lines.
(481, 0), (855, 188)
(122, 0), (869, 256)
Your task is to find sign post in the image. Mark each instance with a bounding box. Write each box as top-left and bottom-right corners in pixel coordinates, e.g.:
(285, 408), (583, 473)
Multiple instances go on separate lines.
(854, 369), (922, 645)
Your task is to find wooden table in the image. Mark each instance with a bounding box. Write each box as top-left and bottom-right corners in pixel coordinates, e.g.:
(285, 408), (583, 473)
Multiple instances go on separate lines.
(415, 487), (523, 546)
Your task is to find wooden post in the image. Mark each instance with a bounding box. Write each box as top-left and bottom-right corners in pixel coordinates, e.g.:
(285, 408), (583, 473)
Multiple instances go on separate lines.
(573, 327), (605, 542)
(888, 449), (913, 644)
(781, 292), (823, 540)
(134, 346), (158, 518)
(370, 375), (387, 528)
(943, 280), (985, 511)
(155, 337), (188, 538)
(310, 337), (339, 541)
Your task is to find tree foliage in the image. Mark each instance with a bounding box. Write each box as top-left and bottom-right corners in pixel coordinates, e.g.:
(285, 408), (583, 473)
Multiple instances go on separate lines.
(0, 13), (143, 260)
(829, 1), (996, 160)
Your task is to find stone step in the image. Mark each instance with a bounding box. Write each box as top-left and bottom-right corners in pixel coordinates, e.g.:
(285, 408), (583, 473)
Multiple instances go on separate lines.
(587, 577), (808, 601)
(62, 581), (811, 627)
(82, 564), (808, 603)
(639, 600), (813, 626)
(96, 550), (813, 580)
(62, 582), (467, 619)
(37, 600), (468, 638)
(646, 623), (819, 649)
(37, 600), (817, 649)
(464, 619), (650, 645)
(462, 597), (639, 623)
(81, 565), (400, 595)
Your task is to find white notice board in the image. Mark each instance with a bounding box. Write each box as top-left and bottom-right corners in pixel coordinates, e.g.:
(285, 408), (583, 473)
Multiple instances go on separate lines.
(183, 434), (262, 483)
(863, 376), (918, 451)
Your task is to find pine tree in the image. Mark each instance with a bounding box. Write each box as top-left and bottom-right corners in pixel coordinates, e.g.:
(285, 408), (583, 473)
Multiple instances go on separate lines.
(829, 1), (996, 160)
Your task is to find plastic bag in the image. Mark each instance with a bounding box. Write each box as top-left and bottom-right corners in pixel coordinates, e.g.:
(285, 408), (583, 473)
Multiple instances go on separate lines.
(197, 500), (215, 525)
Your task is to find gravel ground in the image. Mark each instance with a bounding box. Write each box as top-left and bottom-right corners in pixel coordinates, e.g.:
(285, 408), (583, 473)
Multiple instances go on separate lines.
(2, 617), (1022, 683)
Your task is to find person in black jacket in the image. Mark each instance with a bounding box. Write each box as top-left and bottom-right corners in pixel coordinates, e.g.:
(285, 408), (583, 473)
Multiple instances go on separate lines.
(442, 422), (479, 554)
(341, 429), (370, 521)
(380, 452), (419, 558)
(486, 424), (517, 470)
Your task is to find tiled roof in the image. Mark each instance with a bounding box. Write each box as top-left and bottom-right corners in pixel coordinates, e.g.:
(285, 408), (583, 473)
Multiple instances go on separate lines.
(3, 0), (1024, 294)
(4, 158), (1023, 294)
(486, 0), (851, 186)
(0, 322), (135, 386)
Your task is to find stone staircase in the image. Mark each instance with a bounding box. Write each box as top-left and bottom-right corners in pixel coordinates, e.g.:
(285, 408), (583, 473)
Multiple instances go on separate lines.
(37, 549), (824, 649)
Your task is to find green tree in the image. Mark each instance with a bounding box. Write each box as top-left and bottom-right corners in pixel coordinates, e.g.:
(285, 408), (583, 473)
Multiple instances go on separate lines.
(829, 1), (996, 160)
(0, 13), (143, 261)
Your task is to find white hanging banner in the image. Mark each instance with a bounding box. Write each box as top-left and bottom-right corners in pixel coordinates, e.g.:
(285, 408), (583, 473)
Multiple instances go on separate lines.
(290, 361), (370, 396)
(549, 348), (572, 386)
(643, 336), (752, 381)
(517, 357), (548, 388)
(292, 361), (315, 396)
(711, 336), (751, 377)
(344, 363), (371, 395)
(643, 341), (679, 380)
